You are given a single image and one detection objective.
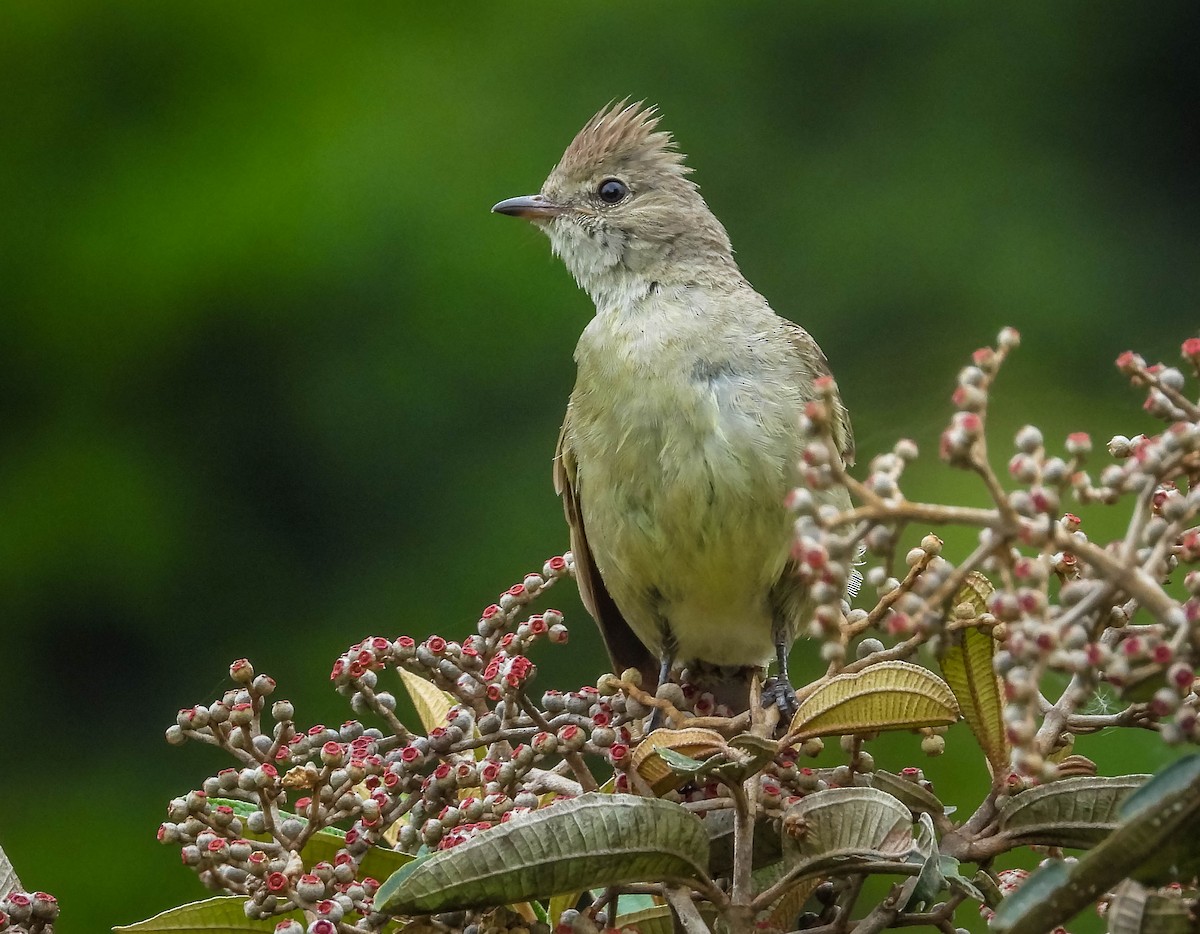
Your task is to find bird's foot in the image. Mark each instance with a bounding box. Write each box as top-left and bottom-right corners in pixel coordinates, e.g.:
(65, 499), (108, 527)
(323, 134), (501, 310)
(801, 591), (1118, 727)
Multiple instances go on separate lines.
(762, 676), (799, 722)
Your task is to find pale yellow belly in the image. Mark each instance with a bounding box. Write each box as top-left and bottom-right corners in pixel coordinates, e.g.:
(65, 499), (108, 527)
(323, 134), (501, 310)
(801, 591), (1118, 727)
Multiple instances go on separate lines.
(579, 424), (797, 667)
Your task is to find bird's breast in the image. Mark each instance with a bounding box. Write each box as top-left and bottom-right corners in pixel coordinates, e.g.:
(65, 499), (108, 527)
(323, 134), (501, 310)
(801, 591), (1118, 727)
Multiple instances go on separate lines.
(572, 302), (801, 501)
(572, 353), (797, 556)
(567, 303), (804, 664)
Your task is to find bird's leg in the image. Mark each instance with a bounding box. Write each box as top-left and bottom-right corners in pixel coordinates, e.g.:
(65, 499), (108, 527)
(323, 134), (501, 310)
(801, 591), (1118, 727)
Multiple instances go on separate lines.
(646, 632), (677, 732)
(762, 638), (799, 721)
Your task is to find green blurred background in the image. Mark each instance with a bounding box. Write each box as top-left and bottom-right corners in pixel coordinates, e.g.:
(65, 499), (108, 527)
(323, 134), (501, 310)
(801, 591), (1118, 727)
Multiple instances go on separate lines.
(1, 2), (1196, 930)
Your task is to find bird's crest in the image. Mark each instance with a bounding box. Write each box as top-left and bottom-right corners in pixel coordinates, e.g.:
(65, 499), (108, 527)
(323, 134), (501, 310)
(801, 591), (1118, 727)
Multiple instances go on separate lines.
(553, 99), (692, 182)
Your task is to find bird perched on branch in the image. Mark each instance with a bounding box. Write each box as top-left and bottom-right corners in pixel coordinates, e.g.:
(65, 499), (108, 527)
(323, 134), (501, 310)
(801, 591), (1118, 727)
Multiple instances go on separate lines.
(493, 101), (853, 716)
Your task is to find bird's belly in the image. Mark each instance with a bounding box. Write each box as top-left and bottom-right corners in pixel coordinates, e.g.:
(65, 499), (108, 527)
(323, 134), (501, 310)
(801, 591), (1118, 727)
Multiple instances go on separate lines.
(577, 387), (798, 667)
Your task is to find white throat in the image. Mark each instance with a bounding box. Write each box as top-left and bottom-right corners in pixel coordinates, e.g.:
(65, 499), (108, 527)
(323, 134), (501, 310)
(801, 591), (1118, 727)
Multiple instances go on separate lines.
(545, 219), (657, 313)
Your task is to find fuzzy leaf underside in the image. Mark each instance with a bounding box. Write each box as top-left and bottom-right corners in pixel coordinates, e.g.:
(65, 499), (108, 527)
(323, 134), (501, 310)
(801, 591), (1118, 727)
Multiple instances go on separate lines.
(1105, 880), (1196, 934)
(613, 902), (720, 934)
(996, 774), (1150, 848)
(857, 769), (945, 817)
(789, 661), (960, 739)
(376, 794), (710, 915)
(631, 727), (728, 793)
(991, 755), (1200, 934)
(114, 895), (304, 932)
(0, 841), (21, 901)
(764, 876), (821, 931)
(778, 786), (918, 885)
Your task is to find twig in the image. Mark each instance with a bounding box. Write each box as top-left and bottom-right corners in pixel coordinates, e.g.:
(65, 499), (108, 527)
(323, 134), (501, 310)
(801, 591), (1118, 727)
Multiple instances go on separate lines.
(665, 886), (712, 934)
(728, 776), (755, 906)
(516, 693), (598, 792)
(1051, 525), (1180, 626)
(848, 880), (907, 934)
(842, 549), (937, 641)
(619, 680), (690, 728)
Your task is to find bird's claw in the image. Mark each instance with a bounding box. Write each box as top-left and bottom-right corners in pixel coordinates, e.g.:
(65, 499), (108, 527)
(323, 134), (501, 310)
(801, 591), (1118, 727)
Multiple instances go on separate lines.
(762, 676), (799, 722)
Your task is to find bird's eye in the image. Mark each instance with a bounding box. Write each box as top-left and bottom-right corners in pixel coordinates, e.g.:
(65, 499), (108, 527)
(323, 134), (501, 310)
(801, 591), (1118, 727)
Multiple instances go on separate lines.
(597, 178), (629, 204)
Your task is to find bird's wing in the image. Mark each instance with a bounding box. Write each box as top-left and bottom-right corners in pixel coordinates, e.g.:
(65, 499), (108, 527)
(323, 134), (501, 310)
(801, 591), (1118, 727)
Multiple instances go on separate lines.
(554, 410), (659, 684)
(783, 320), (855, 466)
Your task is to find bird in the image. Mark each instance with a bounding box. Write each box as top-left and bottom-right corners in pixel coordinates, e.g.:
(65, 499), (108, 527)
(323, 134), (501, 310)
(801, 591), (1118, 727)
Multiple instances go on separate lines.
(492, 100), (853, 717)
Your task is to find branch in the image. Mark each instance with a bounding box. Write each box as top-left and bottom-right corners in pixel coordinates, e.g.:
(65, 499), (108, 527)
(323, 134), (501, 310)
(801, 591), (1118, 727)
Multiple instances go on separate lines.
(665, 887), (713, 934)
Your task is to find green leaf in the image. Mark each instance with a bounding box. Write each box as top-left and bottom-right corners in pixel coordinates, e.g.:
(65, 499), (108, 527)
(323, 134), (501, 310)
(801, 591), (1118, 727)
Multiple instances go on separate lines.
(631, 728), (728, 794)
(1105, 879), (1196, 934)
(114, 895), (303, 932)
(0, 840), (22, 900)
(611, 905), (674, 934)
(211, 797), (414, 882)
(1119, 755), (1200, 821)
(397, 667), (456, 734)
(942, 859), (985, 904)
(936, 573), (1009, 774)
(762, 876), (820, 932)
(989, 859), (1073, 934)
(546, 891), (584, 927)
(727, 733), (778, 772)
(527, 899), (549, 923)
(653, 745), (765, 786)
(376, 793), (710, 915)
(905, 813), (943, 910)
(972, 868), (1004, 909)
(1119, 754), (1200, 884)
(996, 774), (1149, 849)
(751, 852), (819, 926)
(990, 755), (1200, 934)
(655, 747), (708, 776)
(902, 814), (983, 911)
(614, 902), (720, 934)
(778, 787), (918, 884)
(857, 770), (945, 817)
(380, 853), (431, 897)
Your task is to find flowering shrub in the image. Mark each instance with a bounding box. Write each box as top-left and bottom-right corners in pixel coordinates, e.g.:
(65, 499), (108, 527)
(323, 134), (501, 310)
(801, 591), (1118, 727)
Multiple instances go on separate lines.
(0, 888), (58, 934)
(121, 329), (1200, 934)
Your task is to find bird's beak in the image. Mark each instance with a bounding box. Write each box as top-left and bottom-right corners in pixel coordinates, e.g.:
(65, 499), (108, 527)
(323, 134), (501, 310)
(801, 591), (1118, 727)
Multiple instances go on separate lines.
(491, 194), (565, 221)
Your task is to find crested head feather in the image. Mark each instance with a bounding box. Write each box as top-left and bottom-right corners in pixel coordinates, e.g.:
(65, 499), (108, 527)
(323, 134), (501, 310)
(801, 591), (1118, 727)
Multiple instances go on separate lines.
(552, 99), (693, 183)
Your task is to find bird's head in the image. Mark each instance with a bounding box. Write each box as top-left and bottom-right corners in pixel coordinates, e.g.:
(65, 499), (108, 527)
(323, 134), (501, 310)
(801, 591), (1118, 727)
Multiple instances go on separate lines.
(493, 100), (737, 304)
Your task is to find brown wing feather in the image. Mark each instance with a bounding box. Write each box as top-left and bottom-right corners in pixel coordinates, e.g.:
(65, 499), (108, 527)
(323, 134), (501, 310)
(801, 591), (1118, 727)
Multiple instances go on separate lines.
(782, 321), (855, 466)
(554, 411), (659, 685)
